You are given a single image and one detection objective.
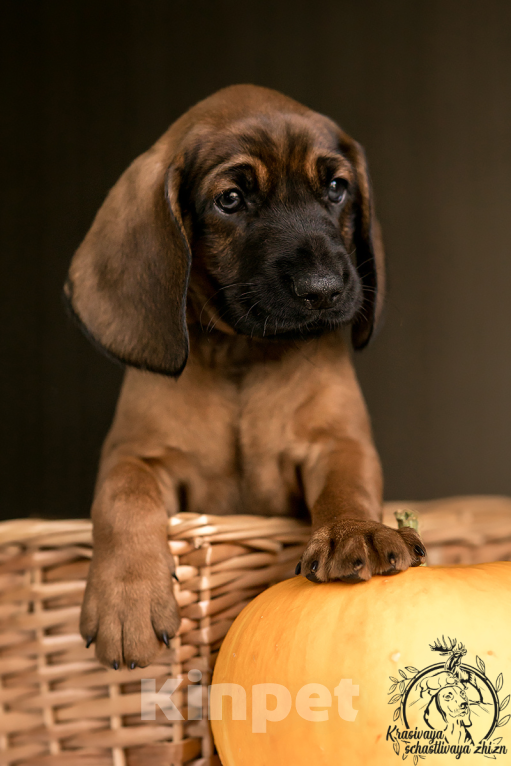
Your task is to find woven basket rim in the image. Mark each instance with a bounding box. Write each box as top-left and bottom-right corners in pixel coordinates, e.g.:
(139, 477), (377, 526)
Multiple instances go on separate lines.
(2, 494), (511, 547)
(0, 512), (312, 547)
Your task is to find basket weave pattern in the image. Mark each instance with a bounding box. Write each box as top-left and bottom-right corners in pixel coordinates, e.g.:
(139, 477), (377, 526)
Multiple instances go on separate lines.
(1, 496), (511, 766)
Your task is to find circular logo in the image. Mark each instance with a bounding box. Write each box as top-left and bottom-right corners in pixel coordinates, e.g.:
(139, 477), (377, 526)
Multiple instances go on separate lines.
(386, 638), (510, 761)
(402, 662), (499, 745)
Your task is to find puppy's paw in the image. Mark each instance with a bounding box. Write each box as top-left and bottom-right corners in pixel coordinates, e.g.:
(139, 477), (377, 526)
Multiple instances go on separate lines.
(298, 518), (425, 583)
(80, 549), (180, 669)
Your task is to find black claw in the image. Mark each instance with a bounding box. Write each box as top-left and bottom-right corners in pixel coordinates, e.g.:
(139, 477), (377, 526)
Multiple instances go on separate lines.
(295, 561), (301, 575)
(414, 544), (426, 557)
(311, 560), (319, 573)
(112, 661), (119, 670)
(172, 572), (180, 582)
(85, 636), (94, 649)
(353, 559), (365, 571)
(388, 553), (396, 566)
(130, 661), (136, 670)
(161, 631), (170, 648)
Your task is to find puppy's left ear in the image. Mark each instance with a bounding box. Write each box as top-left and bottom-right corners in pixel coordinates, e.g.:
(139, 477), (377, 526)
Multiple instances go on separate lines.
(340, 136), (386, 350)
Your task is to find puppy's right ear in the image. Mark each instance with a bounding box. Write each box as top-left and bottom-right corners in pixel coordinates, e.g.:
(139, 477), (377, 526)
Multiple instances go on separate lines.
(64, 145), (191, 376)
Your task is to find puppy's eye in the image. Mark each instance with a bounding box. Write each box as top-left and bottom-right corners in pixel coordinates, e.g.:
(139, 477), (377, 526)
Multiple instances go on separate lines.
(327, 178), (348, 204)
(215, 189), (245, 213)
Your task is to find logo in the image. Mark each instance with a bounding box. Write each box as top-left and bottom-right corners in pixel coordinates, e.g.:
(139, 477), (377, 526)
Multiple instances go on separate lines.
(386, 637), (510, 762)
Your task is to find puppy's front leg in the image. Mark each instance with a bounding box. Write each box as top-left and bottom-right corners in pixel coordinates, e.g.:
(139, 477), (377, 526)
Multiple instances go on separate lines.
(299, 436), (426, 583)
(80, 457), (180, 669)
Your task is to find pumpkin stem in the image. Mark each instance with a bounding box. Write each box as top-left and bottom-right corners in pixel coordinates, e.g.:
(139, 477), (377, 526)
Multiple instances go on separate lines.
(394, 510), (427, 566)
(394, 509), (419, 532)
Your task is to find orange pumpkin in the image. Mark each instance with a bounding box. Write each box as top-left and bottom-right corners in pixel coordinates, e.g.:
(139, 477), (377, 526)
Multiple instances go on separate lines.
(212, 562), (511, 764)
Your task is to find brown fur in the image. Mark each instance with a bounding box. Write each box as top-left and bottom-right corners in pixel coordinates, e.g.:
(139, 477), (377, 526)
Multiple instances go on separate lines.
(65, 85), (424, 669)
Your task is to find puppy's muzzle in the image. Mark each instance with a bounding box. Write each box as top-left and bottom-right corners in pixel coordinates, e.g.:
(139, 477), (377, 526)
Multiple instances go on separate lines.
(291, 271), (344, 310)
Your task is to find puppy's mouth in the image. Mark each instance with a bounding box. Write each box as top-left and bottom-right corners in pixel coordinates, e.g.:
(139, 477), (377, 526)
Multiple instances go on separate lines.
(217, 275), (363, 340)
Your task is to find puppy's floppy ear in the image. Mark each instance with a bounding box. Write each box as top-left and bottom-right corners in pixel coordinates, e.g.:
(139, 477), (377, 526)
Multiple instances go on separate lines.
(339, 135), (386, 350)
(64, 142), (191, 376)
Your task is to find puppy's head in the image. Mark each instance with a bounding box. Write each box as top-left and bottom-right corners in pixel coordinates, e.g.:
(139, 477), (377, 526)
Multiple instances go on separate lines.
(65, 85), (385, 375)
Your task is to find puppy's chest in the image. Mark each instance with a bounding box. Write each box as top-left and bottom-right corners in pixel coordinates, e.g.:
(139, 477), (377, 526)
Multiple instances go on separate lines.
(165, 339), (314, 516)
(172, 364), (312, 517)
(234, 393), (308, 517)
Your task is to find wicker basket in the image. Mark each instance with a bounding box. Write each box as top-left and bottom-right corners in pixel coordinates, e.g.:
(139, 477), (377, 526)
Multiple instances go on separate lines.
(1, 496), (511, 766)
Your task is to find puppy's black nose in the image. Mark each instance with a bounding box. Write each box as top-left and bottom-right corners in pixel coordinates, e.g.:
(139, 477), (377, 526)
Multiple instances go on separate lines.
(292, 273), (344, 310)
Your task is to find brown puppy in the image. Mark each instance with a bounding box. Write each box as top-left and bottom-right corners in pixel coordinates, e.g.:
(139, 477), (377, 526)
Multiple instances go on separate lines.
(65, 84), (425, 669)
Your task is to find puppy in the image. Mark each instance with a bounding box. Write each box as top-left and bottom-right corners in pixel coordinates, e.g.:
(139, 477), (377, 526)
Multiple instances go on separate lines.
(65, 84), (425, 669)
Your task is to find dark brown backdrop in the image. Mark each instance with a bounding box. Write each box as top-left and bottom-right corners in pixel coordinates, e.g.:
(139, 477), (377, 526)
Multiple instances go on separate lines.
(2, 0), (511, 520)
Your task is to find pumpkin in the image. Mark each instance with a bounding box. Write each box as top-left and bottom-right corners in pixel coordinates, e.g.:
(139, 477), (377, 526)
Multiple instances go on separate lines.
(212, 562), (511, 764)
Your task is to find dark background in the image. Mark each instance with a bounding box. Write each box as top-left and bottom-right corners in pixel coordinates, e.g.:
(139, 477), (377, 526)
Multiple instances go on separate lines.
(2, 0), (511, 520)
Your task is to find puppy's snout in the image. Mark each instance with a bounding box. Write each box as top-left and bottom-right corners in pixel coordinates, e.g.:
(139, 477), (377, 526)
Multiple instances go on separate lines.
(291, 272), (344, 310)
